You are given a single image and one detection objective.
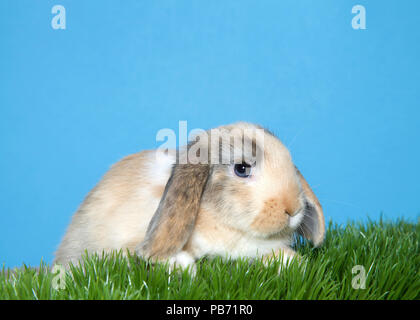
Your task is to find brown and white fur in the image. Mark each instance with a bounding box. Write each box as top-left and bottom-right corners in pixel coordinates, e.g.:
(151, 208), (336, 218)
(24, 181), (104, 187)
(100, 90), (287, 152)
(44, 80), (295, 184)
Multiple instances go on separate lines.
(54, 122), (325, 271)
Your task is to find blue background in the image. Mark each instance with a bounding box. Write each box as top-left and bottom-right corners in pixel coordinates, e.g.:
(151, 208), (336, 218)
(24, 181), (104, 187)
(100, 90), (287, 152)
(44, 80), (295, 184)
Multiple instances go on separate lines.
(1, 1), (419, 267)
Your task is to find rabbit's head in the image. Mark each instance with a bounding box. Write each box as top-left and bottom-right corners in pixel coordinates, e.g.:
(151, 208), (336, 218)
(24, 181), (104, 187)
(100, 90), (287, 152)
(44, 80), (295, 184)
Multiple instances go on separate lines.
(138, 122), (325, 260)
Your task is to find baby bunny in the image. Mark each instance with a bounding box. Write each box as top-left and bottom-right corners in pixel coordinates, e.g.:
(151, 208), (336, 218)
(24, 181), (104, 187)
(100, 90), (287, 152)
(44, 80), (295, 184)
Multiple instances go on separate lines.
(54, 122), (325, 271)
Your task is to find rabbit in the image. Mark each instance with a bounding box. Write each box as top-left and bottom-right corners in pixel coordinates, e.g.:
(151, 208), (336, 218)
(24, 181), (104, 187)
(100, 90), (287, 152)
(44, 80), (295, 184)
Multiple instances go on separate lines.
(54, 122), (325, 272)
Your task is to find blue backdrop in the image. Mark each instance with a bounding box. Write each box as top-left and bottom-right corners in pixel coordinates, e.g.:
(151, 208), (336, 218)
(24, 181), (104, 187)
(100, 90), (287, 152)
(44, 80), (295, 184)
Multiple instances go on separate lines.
(1, 0), (419, 267)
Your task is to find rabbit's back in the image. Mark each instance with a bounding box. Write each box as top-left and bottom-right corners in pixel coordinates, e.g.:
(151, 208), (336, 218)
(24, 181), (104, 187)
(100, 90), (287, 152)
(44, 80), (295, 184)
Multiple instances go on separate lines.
(54, 150), (175, 266)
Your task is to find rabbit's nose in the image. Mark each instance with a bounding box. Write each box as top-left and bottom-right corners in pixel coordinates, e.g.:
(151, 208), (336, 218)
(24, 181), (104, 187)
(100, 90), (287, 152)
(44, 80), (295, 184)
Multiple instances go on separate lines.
(285, 210), (294, 217)
(279, 183), (301, 217)
(285, 208), (301, 217)
(283, 199), (301, 217)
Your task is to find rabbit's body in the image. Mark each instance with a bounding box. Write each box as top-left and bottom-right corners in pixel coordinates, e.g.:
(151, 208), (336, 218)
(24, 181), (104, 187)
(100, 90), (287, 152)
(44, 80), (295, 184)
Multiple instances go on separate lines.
(55, 122), (324, 270)
(54, 150), (173, 266)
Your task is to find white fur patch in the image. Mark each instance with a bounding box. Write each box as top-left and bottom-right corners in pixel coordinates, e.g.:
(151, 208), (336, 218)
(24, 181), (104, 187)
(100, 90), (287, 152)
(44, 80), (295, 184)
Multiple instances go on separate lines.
(168, 251), (197, 276)
(289, 211), (304, 230)
(148, 150), (176, 185)
(277, 251), (299, 272)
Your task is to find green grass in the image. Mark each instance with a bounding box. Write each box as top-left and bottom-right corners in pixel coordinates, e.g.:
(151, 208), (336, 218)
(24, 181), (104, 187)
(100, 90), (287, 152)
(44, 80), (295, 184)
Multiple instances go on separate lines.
(1, 218), (419, 300)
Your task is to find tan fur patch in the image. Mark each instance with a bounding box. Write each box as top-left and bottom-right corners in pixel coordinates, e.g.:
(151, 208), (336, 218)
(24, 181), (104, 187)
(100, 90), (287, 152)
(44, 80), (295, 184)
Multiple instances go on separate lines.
(152, 185), (165, 199)
(250, 180), (301, 235)
(251, 198), (289, 234)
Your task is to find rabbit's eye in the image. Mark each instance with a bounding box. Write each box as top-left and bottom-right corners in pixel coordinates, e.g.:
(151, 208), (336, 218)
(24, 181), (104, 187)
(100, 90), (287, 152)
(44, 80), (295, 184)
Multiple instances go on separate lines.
(234, 162), (252, 178)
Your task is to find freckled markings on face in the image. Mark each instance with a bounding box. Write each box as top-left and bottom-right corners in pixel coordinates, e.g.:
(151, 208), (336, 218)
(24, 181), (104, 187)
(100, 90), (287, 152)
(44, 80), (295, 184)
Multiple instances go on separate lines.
(250, 198), (289, 234)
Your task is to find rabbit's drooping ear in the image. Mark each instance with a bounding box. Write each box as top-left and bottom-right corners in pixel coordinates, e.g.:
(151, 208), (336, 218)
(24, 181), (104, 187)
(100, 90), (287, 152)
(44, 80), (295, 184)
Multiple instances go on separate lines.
(295, 168), (325, 247)
(137, 163), (210, 260)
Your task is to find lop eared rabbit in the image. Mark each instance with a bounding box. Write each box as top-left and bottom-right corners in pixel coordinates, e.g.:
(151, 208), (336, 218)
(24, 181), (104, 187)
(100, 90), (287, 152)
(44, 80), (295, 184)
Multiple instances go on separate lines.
(54, 122), (325, 271)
